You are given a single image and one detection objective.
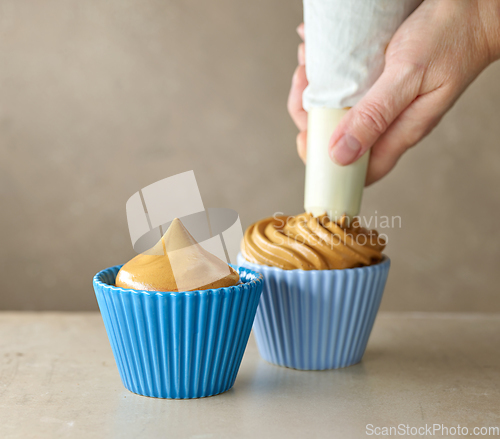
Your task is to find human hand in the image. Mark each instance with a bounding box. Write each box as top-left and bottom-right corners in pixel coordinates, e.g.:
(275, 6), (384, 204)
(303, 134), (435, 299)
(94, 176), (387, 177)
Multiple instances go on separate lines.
(288, 0), (500, 185)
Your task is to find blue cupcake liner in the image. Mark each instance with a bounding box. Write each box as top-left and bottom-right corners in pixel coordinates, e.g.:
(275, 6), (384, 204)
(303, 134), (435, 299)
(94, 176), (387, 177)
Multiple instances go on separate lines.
(237, 254), (390, 370)
(93, 264), (263, 399)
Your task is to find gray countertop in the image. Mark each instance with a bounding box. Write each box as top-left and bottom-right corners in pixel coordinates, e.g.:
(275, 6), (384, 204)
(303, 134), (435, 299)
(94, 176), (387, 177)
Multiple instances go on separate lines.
(0, 312), (499, 438)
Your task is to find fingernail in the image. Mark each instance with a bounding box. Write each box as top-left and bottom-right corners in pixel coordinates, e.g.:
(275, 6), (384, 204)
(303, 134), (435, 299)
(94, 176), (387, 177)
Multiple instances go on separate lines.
(330, 134), (361, 165)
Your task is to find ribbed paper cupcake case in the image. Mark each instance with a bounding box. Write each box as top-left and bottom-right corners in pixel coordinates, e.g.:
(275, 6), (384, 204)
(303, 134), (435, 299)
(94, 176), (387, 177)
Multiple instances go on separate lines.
(93, 265), (263, 399)
(237, 254), (390, 370)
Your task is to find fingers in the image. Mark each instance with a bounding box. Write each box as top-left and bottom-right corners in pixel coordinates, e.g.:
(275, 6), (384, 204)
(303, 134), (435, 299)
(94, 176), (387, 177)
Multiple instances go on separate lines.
(298, 43), (305, 66)
(296, 23), (305, 41)
(291, 23), (307, 162)
(329, 62), (425, 166)
(296, 130), (307, 164)
(287, 65), (308, 132)
(365, 84), (455, 185)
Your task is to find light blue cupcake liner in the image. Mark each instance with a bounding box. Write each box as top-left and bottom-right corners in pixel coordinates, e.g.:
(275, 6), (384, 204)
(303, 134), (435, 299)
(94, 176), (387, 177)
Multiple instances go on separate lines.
(237, 253), (390, 370)
(93, 264), (263, 399)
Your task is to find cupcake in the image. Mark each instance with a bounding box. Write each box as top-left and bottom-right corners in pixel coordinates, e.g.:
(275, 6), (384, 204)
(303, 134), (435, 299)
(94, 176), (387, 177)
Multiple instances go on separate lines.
(93, 218), (264, 398)
(237, 213), (390, 370)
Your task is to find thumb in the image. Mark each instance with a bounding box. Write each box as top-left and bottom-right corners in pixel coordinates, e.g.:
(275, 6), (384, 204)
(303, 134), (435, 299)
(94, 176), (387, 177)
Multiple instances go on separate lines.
(329, 63), (424, 165)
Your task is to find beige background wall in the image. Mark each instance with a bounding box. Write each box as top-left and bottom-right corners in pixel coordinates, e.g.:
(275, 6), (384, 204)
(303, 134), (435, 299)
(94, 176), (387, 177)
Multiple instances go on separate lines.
(1, 0), (499, 312)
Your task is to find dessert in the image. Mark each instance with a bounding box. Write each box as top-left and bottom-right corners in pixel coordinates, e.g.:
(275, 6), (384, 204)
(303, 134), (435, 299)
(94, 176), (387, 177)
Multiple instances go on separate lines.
(241, 213), (385, 270)
(238, 212), (390, 371)
(115, 218), (239, 292)
(93, 217), (263, 399)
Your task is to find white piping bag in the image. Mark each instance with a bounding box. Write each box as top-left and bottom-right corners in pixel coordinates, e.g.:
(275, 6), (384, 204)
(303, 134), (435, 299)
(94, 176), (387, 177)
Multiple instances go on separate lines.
(303, 0), (422, 220)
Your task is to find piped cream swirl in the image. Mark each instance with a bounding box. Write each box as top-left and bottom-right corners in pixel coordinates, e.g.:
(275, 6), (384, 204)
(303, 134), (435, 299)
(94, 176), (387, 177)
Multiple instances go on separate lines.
(241, 213), (385, 270)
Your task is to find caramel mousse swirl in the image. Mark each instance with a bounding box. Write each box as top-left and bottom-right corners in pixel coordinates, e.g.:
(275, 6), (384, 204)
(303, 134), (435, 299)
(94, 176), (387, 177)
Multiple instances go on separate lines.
(241, 213), (385, 270)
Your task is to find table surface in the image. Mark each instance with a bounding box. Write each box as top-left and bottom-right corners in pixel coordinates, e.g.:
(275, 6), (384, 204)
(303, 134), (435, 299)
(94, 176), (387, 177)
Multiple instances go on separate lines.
(0, 312), (499, 439)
